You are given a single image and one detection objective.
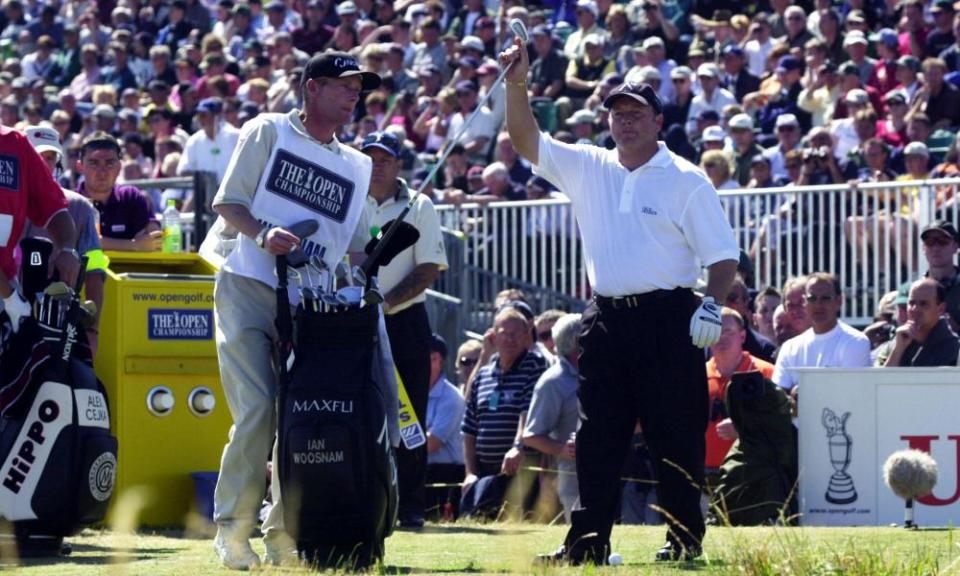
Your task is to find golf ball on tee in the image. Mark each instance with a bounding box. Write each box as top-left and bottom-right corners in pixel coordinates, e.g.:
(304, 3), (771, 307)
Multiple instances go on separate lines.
(608, 552), (623, 566)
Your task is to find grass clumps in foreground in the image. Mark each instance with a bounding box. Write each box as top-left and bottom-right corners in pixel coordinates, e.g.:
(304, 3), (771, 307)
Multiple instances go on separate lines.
(2, 523), (959, 575)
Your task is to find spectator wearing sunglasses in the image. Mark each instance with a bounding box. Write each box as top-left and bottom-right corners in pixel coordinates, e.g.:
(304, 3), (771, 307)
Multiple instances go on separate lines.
(772, 273), (871, 392)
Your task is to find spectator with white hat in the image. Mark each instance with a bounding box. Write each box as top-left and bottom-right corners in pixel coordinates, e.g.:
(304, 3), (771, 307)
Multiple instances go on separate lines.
(564, 33), (615, 106)
(762, 113), (802, 180)
(641, 35), (677, 102)
(564, 0), (604, 60)
(662, 65), (693, 134)
(728, 113), (764, 186)
(842, 30), (876, 85)
(685, 62), (736, 139)
(899, 141), (931, 182)
(830, 87), (871, 158)
(566, 109), (597, 142)
(700, 125), (727, 153)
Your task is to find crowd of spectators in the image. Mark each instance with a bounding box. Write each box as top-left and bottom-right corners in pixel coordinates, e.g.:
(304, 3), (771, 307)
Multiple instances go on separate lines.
(11, 0), (960, 216)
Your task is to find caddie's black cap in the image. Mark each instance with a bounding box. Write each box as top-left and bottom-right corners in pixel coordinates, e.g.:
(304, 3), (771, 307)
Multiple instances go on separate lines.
(429, 333), (448, 357)
(602, 81), (662, 114)
(302, 51), (381, 91)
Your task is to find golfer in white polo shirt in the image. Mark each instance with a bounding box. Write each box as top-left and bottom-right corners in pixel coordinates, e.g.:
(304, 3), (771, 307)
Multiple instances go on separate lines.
(499, 38), (739, 564)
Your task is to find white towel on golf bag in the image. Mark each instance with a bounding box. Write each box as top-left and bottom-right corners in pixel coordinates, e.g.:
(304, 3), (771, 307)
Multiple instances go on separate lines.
(374, 307), (400, 448)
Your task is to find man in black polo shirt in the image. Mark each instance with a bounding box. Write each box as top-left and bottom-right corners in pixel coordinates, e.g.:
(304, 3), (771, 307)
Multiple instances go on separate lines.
(883, 278), (960, 366)
(920, 220), (960, 330)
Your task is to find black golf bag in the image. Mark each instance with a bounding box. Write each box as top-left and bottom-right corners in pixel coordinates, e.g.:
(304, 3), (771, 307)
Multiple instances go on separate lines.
(275, 256), (397, 570)
(0, 242), (117, 555)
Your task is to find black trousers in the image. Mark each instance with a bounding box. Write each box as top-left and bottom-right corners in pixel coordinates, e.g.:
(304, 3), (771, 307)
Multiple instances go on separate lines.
(565, 289), (708, 554)
(385, 303), (432, 517)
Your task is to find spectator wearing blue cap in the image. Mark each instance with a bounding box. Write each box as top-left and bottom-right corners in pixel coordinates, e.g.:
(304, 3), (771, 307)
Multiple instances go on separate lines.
(755, 55), (811, 135)
(177, 97), (240, 191)
(360, 130), (449, 528)
(451, 80), (497, 163)
(721, 44), (760, 103)
(867, 28), (901, 96)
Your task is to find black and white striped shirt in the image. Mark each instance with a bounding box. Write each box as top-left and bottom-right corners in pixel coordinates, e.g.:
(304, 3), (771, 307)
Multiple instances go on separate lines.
(462, 350), (548, 467)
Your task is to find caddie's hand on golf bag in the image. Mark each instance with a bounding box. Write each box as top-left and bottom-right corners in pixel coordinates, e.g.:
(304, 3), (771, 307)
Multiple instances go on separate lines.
(0, 238), (117, 556)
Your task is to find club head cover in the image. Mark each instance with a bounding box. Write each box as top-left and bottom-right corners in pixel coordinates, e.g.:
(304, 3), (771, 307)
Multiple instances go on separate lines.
(286, 247), (310, 268)
(287, 219), (320, 241)
(362, 219), (420, 273)
(18, 237), (54, 304)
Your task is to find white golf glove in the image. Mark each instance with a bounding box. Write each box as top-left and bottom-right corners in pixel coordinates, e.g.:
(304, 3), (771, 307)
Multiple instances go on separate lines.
(689, 296), (722, 349)
(2, 292), (31, 334)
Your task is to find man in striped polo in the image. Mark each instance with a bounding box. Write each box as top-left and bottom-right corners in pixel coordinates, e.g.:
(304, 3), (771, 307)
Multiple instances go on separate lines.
(461, 307), (548, 512)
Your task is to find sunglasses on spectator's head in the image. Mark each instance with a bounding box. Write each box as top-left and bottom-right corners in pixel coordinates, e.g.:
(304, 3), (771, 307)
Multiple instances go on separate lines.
(458, 356), (479, 367)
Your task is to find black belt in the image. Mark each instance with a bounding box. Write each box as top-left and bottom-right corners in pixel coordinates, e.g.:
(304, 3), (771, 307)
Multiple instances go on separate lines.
(593, 288), (690, 309)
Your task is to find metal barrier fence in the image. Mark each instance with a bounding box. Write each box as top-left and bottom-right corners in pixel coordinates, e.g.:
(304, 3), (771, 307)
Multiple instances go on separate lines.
(435, 178), (960, 326)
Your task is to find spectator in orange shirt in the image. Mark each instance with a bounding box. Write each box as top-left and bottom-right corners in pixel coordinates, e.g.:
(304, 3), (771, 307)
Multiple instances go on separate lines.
(704, 308), (775, 473)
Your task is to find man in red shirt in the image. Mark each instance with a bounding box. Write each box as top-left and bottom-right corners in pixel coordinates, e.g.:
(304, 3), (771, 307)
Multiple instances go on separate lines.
(0, 125), (79, 331)
(704, 308), (775, 472)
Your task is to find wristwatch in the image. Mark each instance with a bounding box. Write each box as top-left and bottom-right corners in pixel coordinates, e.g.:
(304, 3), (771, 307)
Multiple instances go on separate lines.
(254, 227), (270, 250)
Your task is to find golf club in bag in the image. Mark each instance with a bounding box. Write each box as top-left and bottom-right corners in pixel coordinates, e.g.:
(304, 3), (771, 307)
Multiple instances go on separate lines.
(273, 222), (397, 570)
(0, 244), (117, 556)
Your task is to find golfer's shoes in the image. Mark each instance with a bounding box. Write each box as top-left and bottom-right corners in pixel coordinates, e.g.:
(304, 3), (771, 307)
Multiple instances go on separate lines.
(263, 530), (301, 567)
(654, 541), (702, 562)
(213, 532), (261, 571)
(534, 543), (608, 567)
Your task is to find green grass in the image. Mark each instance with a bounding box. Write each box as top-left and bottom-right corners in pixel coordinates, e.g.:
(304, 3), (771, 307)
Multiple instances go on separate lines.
(3, 523), (959, 575)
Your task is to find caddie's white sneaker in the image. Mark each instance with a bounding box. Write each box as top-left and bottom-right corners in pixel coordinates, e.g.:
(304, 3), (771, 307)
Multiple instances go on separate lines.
(214, 530), (261, 571)
(263, 529), (299, 567)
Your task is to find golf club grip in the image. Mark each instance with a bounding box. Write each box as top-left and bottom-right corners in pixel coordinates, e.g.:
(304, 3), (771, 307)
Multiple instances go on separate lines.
(276, 254), (289, 289)
(363, 58), (519, 271)
(74, 256), (89, 294)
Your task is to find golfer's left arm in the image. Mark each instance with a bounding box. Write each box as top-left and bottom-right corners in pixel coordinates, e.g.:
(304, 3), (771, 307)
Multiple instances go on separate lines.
(385, 263), (440, 309)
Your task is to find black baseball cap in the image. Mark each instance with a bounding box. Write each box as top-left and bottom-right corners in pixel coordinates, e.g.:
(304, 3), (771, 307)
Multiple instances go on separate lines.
(602, 81), (662, 114)
(921, 220), (959, 243)
(361, 131), (402, 158)
(302, 51), (381, 91)
(429, 333), (448, 357)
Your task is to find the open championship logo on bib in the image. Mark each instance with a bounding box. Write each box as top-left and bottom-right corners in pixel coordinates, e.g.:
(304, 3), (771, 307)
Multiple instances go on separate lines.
(148, 309), (213, 340)
(265, 149), (354, 222)
(0, 154), (20, 191)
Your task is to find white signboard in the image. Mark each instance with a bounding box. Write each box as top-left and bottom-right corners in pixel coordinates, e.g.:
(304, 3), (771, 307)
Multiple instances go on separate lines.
(797, 368), (960, 526)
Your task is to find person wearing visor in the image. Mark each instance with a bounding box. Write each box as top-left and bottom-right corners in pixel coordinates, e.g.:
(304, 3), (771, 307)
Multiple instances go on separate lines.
(206, 51), (381, 570)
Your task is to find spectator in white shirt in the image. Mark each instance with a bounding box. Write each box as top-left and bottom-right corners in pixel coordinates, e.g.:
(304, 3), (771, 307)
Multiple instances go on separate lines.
(744, 15), (774, 77)
(176, 97), (240, 207)
(773, 272), (872, 391)
(686, 63), (737, 139)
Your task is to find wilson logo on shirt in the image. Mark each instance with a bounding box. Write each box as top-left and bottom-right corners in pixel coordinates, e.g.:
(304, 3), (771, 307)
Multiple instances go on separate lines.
(0, 155), (20, 191)
(641, 206), (658, 216)
(266, 149), (354, 223)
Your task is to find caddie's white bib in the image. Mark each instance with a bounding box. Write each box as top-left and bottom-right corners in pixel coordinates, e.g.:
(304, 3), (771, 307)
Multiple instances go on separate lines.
(221, 113), (372, 303)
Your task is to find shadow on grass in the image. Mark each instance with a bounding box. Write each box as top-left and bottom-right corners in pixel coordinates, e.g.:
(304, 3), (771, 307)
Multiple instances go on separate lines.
(382, 566), (492, 574)
(404, 525), (538, 536)
(7, 542), (181, 567)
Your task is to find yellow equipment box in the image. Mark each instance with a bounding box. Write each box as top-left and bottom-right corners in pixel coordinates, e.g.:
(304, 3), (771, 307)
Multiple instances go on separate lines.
(96, 252), (230, 527)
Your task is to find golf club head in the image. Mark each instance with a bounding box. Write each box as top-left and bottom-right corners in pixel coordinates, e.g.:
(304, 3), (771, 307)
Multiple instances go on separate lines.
(509, 18), (528, 43)
(309, 254), (328, 272)
(287, 219), (320, 241)
(334, 292), (350, 305)
(362, 219), (420, 273)
(335, 261), (350, 285)
(286, 247), (310, 268)
(43, 281), (73, 300)
(351, 266), (367, 288)
(363, 288), (384, 306)
(321, 293), (340, 307)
